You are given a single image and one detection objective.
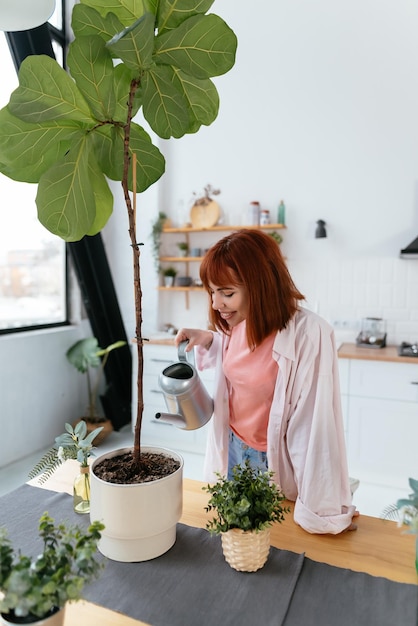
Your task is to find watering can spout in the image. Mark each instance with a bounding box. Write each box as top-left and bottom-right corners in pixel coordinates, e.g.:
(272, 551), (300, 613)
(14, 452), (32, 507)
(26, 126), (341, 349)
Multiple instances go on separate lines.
(155, 412), (188, 429)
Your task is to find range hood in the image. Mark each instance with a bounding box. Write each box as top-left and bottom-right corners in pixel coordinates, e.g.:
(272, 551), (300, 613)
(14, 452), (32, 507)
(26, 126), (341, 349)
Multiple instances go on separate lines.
(400, 236), (418, 259)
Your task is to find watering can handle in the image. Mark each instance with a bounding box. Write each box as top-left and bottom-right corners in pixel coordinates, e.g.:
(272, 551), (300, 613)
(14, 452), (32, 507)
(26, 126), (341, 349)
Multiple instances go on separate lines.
(178, 340), (195, 365)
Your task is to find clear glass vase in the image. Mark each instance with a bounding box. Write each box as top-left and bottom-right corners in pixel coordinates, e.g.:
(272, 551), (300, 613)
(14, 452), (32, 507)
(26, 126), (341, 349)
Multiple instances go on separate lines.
(73, 465), (90, 514)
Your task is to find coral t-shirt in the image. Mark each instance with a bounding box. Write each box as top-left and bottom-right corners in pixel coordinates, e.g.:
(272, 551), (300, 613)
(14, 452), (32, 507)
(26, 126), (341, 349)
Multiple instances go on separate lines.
(223, 320), (277, 451)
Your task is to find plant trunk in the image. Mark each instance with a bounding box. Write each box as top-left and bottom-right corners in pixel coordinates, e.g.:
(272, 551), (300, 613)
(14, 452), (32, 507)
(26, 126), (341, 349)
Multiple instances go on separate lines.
(122, 78), (143, 468)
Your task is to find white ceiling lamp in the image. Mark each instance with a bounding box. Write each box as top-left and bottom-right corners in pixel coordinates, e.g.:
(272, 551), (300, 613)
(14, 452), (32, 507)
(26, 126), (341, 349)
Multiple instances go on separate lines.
(0, 0), (56, 32)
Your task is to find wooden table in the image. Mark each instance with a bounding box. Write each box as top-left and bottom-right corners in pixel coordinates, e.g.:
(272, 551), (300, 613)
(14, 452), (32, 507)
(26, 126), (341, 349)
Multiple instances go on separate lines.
(33, 471), (415, 625)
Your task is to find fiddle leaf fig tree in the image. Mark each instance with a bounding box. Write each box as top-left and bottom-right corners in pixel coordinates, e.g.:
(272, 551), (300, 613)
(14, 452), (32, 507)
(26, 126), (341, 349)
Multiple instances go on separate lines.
(0, 0), (237, 471)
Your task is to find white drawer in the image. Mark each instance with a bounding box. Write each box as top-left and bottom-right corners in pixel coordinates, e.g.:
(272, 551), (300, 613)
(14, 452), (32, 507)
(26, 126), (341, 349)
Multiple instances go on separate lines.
(349, 360), (418, 402)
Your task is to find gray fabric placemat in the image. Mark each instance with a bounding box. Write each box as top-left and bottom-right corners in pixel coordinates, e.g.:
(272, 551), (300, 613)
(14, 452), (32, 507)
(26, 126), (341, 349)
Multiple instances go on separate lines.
(1, 485), (417, 626)
(283, 556), (418, 626)
(0, 484), (303, 625)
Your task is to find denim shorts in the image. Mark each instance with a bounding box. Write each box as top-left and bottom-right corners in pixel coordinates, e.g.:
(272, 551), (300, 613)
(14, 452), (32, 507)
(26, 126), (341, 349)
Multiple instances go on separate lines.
(228, 429), (268, 479)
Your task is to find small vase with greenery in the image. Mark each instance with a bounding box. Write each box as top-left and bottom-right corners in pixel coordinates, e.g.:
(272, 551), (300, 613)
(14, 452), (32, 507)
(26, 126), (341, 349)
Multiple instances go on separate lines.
(29, 422), (104, 515)
(203, 461), (290, 571)
(0, 512), (104, 625)
(382, 476), (418, 574)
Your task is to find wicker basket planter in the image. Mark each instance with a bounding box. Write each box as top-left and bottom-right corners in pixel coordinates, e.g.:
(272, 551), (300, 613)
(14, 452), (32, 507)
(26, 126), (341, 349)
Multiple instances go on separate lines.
(221, 527), (271, 572)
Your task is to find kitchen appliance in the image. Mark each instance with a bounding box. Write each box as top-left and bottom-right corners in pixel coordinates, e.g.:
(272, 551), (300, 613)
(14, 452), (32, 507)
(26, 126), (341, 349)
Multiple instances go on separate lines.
(398, 342), (418, 357)
(356, 317), (387, 348)
(155, 341), (214, 430)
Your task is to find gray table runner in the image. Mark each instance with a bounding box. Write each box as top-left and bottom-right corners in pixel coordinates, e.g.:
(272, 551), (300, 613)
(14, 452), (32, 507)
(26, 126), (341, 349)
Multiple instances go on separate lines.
(0, 485), (417, 626)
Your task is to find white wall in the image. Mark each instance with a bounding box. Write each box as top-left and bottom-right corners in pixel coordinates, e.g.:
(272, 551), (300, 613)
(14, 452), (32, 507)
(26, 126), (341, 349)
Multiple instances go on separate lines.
(103, 0), (418, 344)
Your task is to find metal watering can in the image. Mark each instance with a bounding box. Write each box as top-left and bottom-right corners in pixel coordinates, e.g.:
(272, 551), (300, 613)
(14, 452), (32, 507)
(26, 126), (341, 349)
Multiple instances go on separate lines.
(155, 341), (214, 430)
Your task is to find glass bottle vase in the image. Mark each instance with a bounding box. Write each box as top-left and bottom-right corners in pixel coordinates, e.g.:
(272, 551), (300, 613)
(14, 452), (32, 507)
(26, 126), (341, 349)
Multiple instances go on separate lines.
(73, 465), (90, 514)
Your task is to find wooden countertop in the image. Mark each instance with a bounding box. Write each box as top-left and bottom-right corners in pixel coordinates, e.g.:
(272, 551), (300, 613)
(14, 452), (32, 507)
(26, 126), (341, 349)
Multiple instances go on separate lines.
(36, 473), (413, 626)
(338, 342), (418, 364)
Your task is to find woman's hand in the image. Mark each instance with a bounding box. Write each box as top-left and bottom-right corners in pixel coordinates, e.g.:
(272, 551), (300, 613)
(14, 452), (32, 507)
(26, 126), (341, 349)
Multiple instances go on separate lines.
(175, 328), (213, 352)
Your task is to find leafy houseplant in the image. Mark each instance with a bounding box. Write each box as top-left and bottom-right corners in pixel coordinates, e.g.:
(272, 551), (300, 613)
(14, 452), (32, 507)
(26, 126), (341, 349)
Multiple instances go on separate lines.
(162, 266), (177, 287)
(203, 462), (290, 571)
(0, 0), (237, 479)
(66, 337), (126, 441)
(0, 512), (103, 624)
(176, 241), (189, 256)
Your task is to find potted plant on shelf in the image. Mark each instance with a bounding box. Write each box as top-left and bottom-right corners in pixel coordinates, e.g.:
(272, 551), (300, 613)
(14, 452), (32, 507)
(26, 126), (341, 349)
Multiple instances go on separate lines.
(203, 461), (290, 572)
(0, 0), (237, 562)
(162, 266), (177, 288)
(0, 512), (103, 626)
(29, 421), (104, 515)
(66, 337), (126, 444)
(176, 241), (189, 257)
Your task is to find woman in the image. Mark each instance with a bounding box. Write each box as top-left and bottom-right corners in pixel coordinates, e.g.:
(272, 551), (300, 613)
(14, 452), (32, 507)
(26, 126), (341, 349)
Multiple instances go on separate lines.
(175, 229), (357, 534)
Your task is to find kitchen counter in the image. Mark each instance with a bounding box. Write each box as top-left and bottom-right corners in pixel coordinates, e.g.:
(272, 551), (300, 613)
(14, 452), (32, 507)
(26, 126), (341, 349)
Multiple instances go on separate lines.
(338, 342), (418, 364)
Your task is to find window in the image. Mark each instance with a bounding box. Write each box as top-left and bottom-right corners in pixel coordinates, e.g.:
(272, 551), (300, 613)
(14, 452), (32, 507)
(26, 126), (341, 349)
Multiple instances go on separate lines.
(0, 15), (67, 332)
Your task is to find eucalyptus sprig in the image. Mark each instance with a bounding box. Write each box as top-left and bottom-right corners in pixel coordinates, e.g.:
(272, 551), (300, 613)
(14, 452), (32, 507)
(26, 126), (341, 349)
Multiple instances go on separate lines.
(203, 461), (290, 534)
(29, 421), (103, 484)
(382, 477), (418, 534)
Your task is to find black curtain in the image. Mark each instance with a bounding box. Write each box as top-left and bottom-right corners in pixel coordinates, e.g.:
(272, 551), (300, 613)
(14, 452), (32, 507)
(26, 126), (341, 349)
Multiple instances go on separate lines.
(5, 20), (132, 430)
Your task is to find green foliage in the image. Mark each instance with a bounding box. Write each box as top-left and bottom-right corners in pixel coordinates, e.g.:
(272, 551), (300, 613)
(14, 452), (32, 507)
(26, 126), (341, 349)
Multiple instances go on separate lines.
(66, 337), (126, 420)
(0, 0), (237, 243)
(0, 513), (104, 619)
(29, 422), (103, 484)
(150, 211), (168, 273)
(162, 266), (177, 277)
(203, 461), (290, 534)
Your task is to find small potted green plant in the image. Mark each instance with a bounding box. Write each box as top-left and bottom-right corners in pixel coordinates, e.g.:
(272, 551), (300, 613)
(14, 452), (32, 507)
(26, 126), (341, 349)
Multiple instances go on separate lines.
(0, 512), (104, 626)
(176, 241), (189, 257)
(203, 461), (290, 572)
(162, 266), (177, 287)
(66, 337), (126, 444)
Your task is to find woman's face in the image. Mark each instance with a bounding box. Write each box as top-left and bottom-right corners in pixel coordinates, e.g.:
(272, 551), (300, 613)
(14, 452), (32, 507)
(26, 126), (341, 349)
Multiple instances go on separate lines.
(209, 281), (249, 328)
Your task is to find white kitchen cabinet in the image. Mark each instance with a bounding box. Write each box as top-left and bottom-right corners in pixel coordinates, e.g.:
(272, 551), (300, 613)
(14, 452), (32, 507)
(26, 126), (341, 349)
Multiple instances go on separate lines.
(139, 342), (214, 457)
(338, 350), (418, 517)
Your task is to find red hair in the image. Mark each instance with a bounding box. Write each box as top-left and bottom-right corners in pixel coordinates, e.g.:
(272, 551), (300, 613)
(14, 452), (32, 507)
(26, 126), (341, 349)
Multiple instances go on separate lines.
(199, 229), (304, 348)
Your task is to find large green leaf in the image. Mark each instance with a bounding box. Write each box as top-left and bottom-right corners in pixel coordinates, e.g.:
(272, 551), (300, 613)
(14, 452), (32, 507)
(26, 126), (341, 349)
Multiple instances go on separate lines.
(67, 36), (116, 120)
(142, 65), (189, 138)
(36, 135), (99, 241)
(86, 157), (114, 235)
(157, 0), (214, 33)
(79, 0), (156, 26)
(72, 3), (124, 41)
(93, 124), (165, 191)
(155, 13), (237, 79)
(170, 67), (219, 132)
(0, 106), (81, 182)
(9, 56), (94, 125)
(106, 13), (155, 72)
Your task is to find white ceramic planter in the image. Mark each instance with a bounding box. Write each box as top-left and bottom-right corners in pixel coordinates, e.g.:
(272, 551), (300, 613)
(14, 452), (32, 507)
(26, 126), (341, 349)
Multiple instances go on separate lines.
(0, 606), (64, 626)
(90, 446), (183, 562)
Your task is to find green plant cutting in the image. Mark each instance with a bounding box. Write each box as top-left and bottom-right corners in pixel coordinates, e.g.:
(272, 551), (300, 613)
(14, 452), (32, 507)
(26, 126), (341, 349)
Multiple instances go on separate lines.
(0, 0), (237, 475)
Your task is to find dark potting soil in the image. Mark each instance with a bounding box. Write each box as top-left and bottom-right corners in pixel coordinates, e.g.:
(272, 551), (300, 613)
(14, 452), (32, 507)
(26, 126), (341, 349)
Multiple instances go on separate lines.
(93, 451), (180, 484)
